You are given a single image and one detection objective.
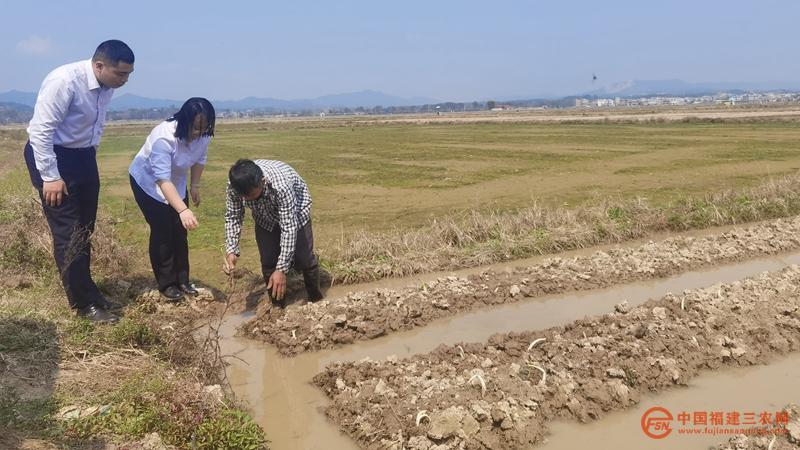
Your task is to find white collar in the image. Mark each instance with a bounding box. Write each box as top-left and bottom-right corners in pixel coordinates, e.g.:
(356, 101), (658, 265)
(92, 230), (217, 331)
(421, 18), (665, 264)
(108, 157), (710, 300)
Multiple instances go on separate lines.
(83, 59), (102, 91)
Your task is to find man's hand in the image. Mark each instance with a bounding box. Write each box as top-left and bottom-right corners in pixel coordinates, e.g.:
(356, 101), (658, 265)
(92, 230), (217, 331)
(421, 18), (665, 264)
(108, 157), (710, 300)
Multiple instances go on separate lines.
(266, 271), (287, 301)
(178, 209), (198, 230)
(190, 185), (201, 206)
(42, 179), (68, 207)
(223, 253), (238, 275)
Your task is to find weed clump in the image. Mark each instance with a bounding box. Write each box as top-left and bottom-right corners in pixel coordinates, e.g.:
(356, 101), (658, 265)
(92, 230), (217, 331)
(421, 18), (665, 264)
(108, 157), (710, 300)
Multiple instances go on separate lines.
(62, 373), (268, 449)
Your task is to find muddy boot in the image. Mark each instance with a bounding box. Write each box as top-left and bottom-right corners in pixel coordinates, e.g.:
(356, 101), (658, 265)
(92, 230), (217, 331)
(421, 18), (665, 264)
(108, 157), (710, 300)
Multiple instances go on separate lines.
(303, 265), (324, 302)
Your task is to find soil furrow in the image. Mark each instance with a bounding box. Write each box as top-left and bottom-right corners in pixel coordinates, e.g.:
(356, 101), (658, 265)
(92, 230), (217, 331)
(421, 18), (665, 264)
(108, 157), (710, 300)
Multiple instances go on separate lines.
(244, 217), (800, 356)
(313, 266), (800, 449)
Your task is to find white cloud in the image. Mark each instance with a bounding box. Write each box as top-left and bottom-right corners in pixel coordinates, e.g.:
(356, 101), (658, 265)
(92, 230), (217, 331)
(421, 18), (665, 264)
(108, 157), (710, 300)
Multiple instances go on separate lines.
(16, 36), (52, 55)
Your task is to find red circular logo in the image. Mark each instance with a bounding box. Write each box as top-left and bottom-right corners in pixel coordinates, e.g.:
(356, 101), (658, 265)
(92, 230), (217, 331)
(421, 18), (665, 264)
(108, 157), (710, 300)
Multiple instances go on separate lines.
(641, 406), (673, 439)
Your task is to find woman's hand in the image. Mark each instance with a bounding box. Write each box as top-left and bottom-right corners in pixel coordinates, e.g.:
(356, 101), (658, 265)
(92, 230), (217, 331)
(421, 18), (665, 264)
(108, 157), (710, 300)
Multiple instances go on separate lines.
(190, 185), (201, 206)
(178, 208), (199, 230)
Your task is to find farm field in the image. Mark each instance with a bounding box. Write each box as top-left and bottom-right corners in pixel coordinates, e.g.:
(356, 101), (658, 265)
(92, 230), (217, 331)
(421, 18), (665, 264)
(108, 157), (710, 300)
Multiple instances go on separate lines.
(5, 3), (800, 449)
(200, 108), (800, 449)
(89, 107), (800, 287)
(3, 106), (800, 449)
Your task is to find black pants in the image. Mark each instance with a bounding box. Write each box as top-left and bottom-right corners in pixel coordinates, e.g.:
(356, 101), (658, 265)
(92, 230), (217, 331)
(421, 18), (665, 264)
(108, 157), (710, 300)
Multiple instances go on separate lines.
(24, 142), (103, 310)
(130, 175), (190, 292)
(255, 221), (318, 279)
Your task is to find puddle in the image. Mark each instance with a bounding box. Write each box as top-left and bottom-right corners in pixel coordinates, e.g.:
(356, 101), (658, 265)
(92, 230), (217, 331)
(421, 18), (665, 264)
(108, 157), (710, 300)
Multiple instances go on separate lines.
(219, 250), (800, 450)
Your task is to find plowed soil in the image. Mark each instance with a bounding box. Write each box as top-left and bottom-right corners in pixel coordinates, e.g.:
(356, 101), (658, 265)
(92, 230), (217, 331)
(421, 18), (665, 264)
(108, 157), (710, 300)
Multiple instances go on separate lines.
(244, 217), (800, 356)
(312, 266), (800, 449)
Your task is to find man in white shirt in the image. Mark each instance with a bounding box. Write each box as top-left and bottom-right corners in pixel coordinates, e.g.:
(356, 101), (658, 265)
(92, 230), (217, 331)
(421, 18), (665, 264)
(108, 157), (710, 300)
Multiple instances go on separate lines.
(23, 40), (134, 323)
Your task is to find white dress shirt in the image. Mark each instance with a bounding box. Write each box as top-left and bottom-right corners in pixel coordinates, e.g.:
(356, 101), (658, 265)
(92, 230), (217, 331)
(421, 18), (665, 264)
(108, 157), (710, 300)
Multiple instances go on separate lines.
(27, 59), (114, 182)
(129, 120), (210, 204)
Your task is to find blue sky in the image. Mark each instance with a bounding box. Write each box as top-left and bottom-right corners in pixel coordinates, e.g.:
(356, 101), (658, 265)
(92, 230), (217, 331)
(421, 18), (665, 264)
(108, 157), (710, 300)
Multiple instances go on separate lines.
(2, 0), (798, 102)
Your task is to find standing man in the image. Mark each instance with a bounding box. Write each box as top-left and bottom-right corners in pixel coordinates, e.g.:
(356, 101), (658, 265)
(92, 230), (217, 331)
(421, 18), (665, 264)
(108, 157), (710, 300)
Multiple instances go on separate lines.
(222, 159), (323, 304)
(24, 40), (135, 323)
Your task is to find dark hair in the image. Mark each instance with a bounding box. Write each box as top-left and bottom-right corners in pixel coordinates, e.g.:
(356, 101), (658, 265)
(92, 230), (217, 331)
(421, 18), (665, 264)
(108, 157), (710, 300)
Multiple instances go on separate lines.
(167, 97), (216, 142)
(92, 40), (135, 66)
(229, 159), (263, 196)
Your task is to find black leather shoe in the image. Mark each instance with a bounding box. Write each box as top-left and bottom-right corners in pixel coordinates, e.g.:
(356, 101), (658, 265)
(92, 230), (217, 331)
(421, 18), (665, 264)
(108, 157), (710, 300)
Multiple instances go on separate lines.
(77, 304), (120, 324)
(161, 286), (184, 301)
(94, 297), (121, 311)
(179, 283), (199, 296)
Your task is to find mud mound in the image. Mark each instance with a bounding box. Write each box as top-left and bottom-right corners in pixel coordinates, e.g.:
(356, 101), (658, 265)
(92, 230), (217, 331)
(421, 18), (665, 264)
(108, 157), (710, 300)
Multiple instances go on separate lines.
(313, 266), (800, 449)
(715, 405), (800, 449)
(244, 217), (800, 356)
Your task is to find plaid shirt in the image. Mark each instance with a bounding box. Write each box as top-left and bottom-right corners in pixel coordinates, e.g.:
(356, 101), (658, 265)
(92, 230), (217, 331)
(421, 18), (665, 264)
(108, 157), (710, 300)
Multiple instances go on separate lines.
(224, 160), (312, 272)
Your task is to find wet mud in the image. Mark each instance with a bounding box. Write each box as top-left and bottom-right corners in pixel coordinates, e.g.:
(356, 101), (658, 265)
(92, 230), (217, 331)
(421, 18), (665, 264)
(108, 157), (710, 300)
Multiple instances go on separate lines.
(714, 405), (800, 449)
(312, 266), (800, 449)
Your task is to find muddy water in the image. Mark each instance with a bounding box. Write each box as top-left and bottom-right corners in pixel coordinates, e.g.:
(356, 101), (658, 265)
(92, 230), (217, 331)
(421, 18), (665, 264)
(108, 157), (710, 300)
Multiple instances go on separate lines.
(545, 353), (800, 449)
(220, 250), (800, 450)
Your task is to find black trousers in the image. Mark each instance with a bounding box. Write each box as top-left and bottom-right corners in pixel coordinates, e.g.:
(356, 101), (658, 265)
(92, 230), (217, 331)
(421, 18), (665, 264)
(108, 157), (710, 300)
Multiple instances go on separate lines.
(130, 175), (190, 291)
(255, 221), (318, 280)
(24, 142), (103, 310)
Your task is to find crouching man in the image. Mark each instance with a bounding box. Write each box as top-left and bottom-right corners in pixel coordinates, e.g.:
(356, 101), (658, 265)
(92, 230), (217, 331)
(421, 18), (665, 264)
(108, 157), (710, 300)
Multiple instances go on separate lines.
(222, 159), (323, 303)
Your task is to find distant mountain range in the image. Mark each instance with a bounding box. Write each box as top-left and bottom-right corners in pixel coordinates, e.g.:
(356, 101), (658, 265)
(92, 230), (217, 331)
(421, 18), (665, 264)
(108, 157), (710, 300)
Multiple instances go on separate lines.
(0, 89), (437, 111)
(2, 80), (800, 114)
(0, 90), (37, 106)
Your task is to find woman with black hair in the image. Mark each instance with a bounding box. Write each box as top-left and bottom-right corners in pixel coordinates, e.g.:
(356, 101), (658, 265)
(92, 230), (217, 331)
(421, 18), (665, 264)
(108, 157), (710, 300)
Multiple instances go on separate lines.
(129, 97), (215, 300)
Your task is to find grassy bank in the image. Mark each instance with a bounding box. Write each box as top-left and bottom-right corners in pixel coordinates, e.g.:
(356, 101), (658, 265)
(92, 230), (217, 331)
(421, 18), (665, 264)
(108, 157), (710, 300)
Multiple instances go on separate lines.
(325, 172), (800, 283)
(0, 163), (267, 447)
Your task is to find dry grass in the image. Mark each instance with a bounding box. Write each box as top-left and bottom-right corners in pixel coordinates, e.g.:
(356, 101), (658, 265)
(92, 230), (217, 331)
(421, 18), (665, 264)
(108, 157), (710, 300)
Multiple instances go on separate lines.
(324, 172), (800, 284)
(0, 194), (136, 284)
(0, 192), (268, 448)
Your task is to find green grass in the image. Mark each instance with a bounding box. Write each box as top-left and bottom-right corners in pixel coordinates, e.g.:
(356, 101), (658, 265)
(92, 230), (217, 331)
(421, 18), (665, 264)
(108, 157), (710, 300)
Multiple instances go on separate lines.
(61, 371), (268, 449)
(0, 318), (57, 353)
(0, 389), (60, 435)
